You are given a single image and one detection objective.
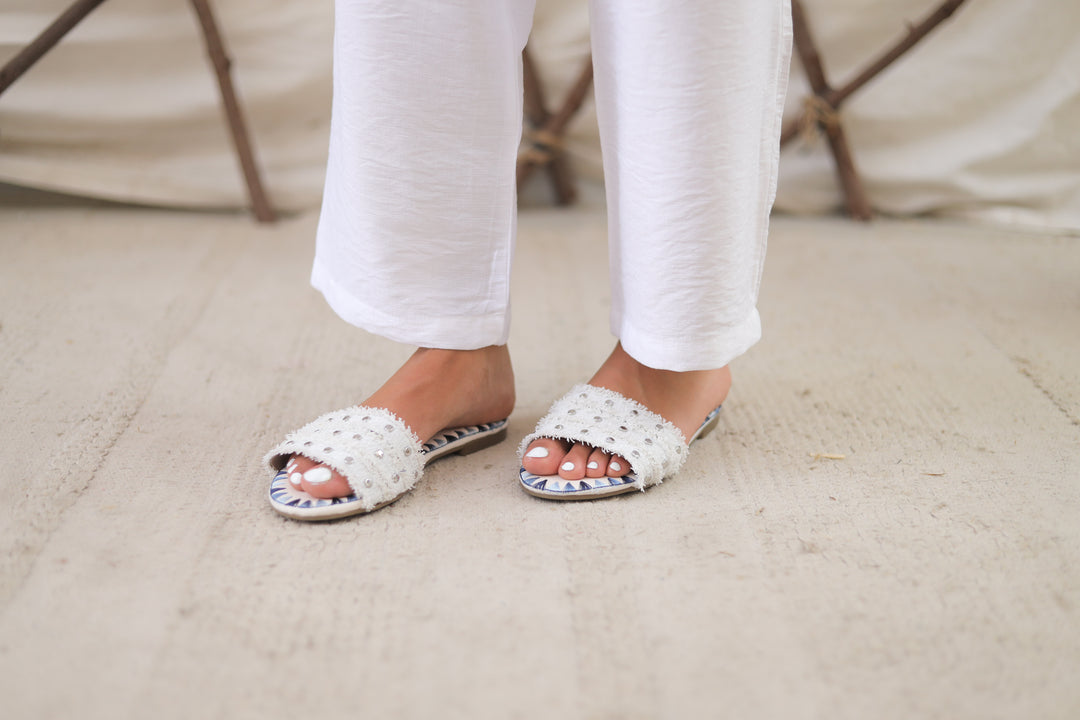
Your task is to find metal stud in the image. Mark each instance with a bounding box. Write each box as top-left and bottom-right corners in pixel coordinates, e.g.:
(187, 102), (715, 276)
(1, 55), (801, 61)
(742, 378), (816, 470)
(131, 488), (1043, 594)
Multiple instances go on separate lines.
(353, 434), (363, 440)
(619, 425), (628, 432)
(631, 450), (640, 458)
(579, 392), (588, 399)
(385, 424), (394, 432)
(567, 409), (577, 415)
(605, 399), (614, 407)
(303, 441), (312, 447)
(343, 415), (351, 421)
(324, 446), (333, 452)
(606, 437), (615, 443)
(362, 415), (371, 421)
(374, 449), (384, 459)
(344, 456), (354, 464)
(392, 473), (400, 483)
(554, 424), (564, 430)
(404, 448), (412, 456)
(593, 415), (602, 422)
(333, 430), (342, 436)
(644, 438), (653, 445)
(581, 428), (589, 435)
(364, 479), (373, 488)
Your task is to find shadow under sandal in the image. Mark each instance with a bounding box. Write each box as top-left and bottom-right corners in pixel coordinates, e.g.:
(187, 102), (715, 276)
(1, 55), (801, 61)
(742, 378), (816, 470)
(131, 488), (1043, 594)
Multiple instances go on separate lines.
(265, 407), (507, 521)
(518, 384), (721, 500)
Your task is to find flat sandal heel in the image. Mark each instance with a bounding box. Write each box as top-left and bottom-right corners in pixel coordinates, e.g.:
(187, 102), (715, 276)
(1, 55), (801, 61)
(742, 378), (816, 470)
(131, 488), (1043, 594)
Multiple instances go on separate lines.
(457, 427), (507, 455)
(694, 411), (721, 442)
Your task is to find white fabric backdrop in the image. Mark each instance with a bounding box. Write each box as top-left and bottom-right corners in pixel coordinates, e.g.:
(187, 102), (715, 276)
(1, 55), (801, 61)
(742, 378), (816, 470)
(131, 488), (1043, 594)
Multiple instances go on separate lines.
(1, 0), (1078, 230)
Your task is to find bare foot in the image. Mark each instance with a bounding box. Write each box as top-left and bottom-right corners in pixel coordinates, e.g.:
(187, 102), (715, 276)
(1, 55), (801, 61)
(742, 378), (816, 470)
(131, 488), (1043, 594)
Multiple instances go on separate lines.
(521, 343), (730, 480)
(287, 345), (514, 498)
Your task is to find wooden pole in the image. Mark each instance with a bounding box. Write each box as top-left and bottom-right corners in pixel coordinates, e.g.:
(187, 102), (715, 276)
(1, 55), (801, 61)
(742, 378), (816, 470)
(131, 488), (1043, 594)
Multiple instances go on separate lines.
(789, 0), (872, 220)
(0, 0), (108, 96)
(830, 0), (967, 108)
(189, 0), (276, 222)
(781, 0), (968, 145)
(520, 48), (578, 204)
(516, 56), (594, 204)
(0, 0), (276, 223)
(521, 48), (546, 127)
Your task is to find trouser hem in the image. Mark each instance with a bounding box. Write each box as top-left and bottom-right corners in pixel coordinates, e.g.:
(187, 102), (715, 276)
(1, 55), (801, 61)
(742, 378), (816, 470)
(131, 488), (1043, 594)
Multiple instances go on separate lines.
(311, 260), (511, 349)
(617, 309), (762, 372)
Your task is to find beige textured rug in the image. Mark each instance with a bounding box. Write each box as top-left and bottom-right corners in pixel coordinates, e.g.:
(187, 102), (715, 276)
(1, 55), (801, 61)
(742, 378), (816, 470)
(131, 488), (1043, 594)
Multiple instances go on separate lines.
(1, 203), (1077, 718)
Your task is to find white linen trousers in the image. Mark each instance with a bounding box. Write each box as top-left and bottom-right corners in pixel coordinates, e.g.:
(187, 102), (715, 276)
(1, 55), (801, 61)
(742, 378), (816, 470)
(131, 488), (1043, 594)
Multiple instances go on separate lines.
(312, 0), (792, 372)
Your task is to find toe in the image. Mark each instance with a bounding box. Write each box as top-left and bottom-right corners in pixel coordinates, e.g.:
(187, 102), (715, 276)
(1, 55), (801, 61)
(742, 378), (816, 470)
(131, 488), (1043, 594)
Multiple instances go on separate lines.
(558, 443), (592, 480)
(522, 438), (570, 476)
(585, 447), (610, 478)
(606, 454), (630, 477)
(302, 469), (353, 499)
(284, 456), (304, 489)
(289, 454), (354, 499)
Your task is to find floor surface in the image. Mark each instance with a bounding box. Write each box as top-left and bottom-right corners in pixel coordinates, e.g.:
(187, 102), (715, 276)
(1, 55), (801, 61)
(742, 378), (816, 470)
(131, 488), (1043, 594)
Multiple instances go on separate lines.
(1, 203), (1077, 719)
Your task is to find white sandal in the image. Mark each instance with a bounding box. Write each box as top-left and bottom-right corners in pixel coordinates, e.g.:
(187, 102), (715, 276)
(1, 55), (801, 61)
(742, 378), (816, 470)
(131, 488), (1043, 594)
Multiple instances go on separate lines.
(265, 407), (507, 521)
(518, 384), (721, 500)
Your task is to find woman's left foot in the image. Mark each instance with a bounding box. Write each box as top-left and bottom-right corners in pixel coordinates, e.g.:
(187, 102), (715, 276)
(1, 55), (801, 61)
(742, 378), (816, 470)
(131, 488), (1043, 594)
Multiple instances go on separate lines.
(521, 342), (731, 481)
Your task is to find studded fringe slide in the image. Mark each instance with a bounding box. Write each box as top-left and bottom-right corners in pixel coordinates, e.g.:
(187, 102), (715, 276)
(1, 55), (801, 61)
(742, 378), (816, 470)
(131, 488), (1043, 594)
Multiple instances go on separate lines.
(265, 407), (507, 521)
(518, 384), (721, 500)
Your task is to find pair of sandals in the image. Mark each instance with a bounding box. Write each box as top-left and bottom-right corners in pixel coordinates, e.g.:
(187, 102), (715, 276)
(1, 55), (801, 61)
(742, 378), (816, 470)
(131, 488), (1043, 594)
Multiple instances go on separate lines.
(265, 384), (722, 521)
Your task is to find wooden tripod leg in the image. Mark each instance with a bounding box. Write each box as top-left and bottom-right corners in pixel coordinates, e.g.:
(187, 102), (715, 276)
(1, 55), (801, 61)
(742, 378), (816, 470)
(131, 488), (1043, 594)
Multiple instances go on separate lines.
(789, 0), (872, 220)
(189, 0), (276, 222)
(821, 119), (872, 220)
(522, 48), (546, 127)
(782, 0), (969, 146)
(0, 0), (108, 96)
(517, 58), (593, 200)
(829, 0), (968, 108)
(519, 49), (581, 204)
(520, 49), (577, 203)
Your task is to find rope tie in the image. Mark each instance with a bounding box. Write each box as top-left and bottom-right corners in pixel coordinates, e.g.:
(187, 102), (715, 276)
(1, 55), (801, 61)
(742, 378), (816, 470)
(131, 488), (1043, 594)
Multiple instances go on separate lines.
(520, 127), (566, 165)
(798, 94), (841, 146)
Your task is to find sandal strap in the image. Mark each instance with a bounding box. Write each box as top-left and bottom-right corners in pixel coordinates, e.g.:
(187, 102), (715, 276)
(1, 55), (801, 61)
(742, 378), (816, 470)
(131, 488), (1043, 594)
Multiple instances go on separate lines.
(519, 384), (689, 488)
(264, 406), (425, 511)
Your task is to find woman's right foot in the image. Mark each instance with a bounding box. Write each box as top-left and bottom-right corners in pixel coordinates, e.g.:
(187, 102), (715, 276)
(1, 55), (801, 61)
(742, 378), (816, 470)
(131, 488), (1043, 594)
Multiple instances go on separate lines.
(285, 344), (515, 499)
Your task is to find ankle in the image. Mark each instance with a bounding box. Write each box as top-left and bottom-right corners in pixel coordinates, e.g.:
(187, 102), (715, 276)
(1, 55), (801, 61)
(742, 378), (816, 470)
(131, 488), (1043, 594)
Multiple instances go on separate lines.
(365, 344), (515, 438)
(587, 343), (731, 437)
(594, 343), (730, 394)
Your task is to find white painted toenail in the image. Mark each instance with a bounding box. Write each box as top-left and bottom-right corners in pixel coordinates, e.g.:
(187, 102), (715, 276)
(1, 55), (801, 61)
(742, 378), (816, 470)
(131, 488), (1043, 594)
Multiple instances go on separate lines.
(303, 466), (332, 484)
(587, 461), (599, 469)
(289, 472), (303, 487)
(561, 462), (575, 472)
(525, 447), (550, 459)
(609, 461), (622, 472)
